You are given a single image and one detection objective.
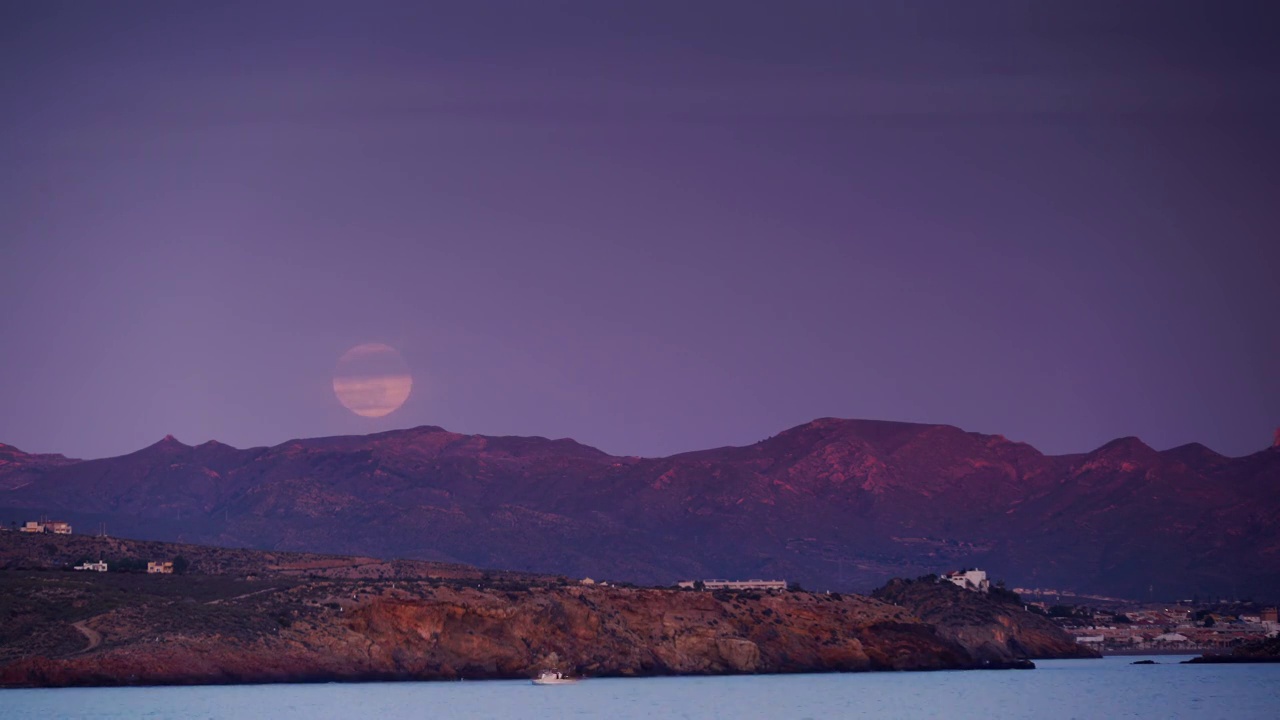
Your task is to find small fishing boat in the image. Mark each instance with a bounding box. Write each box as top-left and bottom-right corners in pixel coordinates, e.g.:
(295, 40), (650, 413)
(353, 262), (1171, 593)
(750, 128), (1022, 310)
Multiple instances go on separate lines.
(532, 670), (579, 685)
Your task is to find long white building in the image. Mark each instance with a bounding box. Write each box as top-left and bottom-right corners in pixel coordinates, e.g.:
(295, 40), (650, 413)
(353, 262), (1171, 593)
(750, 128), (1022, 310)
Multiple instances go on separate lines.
(678, 579), (788, 592)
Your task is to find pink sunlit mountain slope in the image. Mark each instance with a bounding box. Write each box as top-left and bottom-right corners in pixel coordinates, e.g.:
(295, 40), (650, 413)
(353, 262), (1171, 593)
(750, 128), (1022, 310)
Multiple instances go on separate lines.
(2, 419), (1277, 600)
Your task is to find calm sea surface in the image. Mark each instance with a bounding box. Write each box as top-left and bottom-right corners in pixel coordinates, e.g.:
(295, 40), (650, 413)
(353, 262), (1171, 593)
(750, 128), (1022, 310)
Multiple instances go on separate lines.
(3, 656), (1277, 720)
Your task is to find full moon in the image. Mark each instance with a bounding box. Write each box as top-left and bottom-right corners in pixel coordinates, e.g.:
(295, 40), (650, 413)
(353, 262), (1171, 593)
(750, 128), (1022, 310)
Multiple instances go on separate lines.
(332, 343), (413, 418)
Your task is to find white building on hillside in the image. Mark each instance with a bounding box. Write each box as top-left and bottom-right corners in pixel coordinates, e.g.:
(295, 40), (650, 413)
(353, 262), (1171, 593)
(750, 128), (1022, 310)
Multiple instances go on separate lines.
(74, 561), (108, 572)
(942, 569), (990, 593)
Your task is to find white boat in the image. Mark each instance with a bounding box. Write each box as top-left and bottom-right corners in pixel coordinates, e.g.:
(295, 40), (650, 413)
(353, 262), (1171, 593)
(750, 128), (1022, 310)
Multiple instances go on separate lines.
(532, 670), (580, 685)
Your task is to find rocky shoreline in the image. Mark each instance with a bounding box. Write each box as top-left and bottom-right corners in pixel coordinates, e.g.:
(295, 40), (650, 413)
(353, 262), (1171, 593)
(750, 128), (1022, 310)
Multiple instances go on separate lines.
(0, 535), (1093, 688)
(1185, 636), (1280, 665)
(0, 581), (967, 687)
(873, 577), (1100, 662)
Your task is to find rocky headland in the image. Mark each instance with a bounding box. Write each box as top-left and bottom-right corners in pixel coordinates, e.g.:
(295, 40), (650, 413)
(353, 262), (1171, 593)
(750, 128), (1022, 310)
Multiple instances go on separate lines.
(0, 533), (1091, 687)
(872, 577), (1100, 662)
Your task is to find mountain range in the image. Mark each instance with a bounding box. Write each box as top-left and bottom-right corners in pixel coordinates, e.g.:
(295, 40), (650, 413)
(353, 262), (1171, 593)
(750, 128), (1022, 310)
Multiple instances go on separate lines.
(2, 418), (1277, 600)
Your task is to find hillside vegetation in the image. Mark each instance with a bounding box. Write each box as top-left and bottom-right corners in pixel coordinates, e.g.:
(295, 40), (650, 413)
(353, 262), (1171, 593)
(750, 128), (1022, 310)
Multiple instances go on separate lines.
(0, 533), (1090, 687)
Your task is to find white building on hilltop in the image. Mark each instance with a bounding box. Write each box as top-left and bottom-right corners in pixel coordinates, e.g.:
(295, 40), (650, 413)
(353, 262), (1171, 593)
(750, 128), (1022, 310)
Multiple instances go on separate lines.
(678, 579), (788, 592)
(20, 520), (72, 534)
(942, 569), (990, 593)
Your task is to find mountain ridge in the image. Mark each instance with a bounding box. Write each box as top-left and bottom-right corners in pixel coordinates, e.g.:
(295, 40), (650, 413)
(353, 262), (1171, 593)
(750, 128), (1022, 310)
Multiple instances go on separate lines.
(2, 417), (1277, 601)
(1, 530), (1088, 688)
(9, 416), (1271, 465)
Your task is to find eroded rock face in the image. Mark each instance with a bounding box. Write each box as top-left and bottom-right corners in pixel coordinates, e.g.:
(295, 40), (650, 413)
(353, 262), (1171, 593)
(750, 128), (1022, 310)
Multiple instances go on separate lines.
(872, 578), (1099, 662)
(0, 582), (982, 687)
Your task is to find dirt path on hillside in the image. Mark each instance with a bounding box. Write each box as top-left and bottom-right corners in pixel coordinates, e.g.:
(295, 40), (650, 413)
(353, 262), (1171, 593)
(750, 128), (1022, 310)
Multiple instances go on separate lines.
(207, 587), (278, 605)
(71, 620), (101, 654)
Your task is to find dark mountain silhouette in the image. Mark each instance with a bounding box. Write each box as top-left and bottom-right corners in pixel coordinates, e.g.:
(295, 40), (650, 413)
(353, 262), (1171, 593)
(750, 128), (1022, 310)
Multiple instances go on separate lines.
(2, 419), (1276, 600)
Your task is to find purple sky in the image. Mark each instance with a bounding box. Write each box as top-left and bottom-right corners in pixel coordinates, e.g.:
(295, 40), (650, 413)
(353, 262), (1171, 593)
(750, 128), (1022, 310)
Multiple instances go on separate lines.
(1, 1), (1276, 461)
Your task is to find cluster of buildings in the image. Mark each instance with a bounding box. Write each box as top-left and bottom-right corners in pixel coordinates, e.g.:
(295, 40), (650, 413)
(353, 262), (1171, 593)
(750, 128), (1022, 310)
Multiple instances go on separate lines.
(8, 517), (177, 574)
(942, 569), (1280, 653)
(1057, 606), (1280, 652)
(72, 560), (175, 574)
(19, 520), (72, 534)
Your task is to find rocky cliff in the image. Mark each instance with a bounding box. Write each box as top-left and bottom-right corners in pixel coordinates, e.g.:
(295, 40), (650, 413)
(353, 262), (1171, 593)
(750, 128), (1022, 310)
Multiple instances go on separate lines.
(872, 577), (1099, 662)
(0, 534), (1090, 688)
(0, 575), (975, 687)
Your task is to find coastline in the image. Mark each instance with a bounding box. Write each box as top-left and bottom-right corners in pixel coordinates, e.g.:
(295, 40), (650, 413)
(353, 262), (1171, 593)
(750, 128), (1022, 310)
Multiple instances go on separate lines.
(1103, 648), (1225, 657)
(0, 575), (981, 689)
(0, 660), (1042, 691)
(0, 534), (1091, 689)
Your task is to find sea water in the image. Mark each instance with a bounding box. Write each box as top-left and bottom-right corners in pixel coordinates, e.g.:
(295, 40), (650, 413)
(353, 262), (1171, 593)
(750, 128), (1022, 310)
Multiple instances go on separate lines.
(2, 656), (1277, 719)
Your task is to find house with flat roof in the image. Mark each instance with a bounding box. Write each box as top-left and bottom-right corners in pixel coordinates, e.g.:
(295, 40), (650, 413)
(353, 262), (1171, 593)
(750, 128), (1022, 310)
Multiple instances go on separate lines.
(942, 569), (990, 593)
(20, 520), (72, 534)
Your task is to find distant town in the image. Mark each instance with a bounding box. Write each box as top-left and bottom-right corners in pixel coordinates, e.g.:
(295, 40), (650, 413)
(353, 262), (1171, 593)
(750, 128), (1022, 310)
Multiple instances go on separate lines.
(924, 568), (1280, 653)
